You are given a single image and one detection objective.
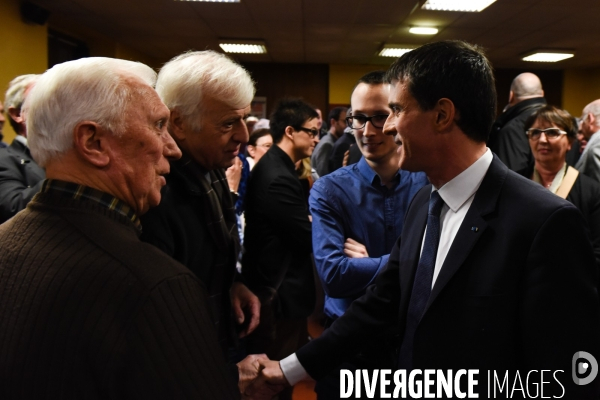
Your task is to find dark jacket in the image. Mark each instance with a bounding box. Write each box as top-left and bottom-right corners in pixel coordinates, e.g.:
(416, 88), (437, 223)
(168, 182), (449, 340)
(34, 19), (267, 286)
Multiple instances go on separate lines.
(488, 97), (546, 173)
(0, 189), (238, 399)
(0, 138), (45, 223)
(242, 145), (315, 318)
(328, 131), (356, 173)
(297, 157), (600, 398)
(140, 157), (239, 351)
(519, 164), (600, 269)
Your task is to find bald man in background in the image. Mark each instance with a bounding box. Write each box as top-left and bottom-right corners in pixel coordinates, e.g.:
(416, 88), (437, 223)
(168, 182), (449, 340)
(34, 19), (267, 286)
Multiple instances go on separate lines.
(488, 72), (546, 173)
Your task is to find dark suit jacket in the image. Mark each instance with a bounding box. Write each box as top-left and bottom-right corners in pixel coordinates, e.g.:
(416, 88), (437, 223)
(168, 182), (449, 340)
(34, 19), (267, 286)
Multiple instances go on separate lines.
(0, 138), (45, 223)
(328, 131), (356, 173)
(297, 157), (600, 398)
(242, 145), (315, 319)
(140, 158), (240, 354)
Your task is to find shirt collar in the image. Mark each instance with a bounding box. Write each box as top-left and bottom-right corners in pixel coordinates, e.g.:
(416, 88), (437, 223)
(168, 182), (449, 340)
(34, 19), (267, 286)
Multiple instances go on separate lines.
(435, 148), (493, 213)
(357, 156), (400, 187)
(14, 135), (27, 147)
(41, 179), (142, 232)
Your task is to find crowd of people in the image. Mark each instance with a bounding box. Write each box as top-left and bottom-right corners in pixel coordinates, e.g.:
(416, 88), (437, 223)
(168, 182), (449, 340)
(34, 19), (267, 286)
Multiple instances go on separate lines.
(0, 39), (599, 399)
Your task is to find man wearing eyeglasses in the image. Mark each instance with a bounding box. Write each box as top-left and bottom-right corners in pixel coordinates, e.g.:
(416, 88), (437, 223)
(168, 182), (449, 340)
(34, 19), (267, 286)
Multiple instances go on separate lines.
(242, 97), (320, 400)
(309, 71), (428, 398)
(576, 99), (600, 183)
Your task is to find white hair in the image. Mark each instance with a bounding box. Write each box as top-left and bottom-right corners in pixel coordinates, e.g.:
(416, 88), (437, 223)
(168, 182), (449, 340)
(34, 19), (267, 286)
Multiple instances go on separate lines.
(24, 57), (156, 167)
(156, 50), (255, 131)
(5, 74), (39, 109)
(584, 100), (600, 121)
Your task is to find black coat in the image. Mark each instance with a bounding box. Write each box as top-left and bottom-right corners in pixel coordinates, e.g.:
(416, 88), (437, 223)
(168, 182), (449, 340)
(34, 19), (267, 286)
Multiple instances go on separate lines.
(140, 158), (239, 352)
(488, 97), (546, 173)
(242, 145), (315, 319)
(297, 157), (600, 398)
(0, 138), (45, 223)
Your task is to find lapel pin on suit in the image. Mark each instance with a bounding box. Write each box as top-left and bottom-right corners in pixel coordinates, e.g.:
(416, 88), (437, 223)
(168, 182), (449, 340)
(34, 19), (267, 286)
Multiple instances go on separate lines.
(471, 226), (479, 232)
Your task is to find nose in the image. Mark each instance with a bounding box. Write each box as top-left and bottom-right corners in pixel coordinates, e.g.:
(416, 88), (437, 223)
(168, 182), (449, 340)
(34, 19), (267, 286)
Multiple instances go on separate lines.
(234, 121), (250, 144)
(363, 120), (380, 137)
(382, 115), (395, 136)
(539, 132), (549, 142)
(163, 131), (182, 160)
(313, 134), (320, 144)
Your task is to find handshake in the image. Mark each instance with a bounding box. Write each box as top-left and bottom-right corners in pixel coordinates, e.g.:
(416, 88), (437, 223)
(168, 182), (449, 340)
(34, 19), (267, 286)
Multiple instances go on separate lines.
(237, 355), (291, 399)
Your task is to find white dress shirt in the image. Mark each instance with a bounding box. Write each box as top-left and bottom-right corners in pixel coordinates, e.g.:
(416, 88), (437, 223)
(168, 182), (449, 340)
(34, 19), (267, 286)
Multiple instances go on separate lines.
(280, 148), (494, 385)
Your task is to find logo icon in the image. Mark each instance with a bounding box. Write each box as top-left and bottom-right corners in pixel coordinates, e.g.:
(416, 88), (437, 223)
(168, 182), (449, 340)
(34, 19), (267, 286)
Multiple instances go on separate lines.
(572, 351), (598, 386)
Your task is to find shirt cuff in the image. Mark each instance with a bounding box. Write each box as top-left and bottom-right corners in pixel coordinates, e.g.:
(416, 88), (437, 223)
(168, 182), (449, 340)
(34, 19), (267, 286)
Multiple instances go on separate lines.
(280, 353), (309, 386)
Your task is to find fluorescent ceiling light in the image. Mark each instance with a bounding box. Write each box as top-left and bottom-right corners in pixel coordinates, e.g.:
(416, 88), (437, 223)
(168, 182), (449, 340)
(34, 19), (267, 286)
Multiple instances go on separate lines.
(421, 0), (496, 12)
(176, 0), (240, 2)
(522, 52), (574, 62)
(379, 45), (414, 57)
(219, 41), (267, 54)
(409, 27), (438, 35)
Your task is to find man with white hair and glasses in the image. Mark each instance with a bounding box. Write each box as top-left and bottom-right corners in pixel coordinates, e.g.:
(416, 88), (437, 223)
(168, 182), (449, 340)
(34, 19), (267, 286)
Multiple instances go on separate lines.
(0, 57), (244, 398)
(140, 51), (261, 369)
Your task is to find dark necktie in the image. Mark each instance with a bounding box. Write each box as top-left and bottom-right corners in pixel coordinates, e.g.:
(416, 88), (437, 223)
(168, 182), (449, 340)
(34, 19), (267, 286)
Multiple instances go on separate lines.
(398, 190), (445, 370)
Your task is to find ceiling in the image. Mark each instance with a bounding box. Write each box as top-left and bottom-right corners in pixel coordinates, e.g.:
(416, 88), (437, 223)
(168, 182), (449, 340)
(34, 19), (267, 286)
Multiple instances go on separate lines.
(34, 0), (600, 69)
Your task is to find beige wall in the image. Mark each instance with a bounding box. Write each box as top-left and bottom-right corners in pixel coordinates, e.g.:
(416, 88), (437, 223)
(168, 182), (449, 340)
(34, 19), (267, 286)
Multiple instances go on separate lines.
(0, 0), (48, 143)
(329, 64), (391, 105)
(562, 68), (600, 117)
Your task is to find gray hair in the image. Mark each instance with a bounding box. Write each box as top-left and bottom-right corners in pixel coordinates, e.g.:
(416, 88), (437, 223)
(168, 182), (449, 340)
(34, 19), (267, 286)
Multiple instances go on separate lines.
(24, 57), (156, 167)
(5, 74), (39, 132)
(583, 99), (600, 124)
(156, 50), (255, 131)
(5, 74), (39, 110)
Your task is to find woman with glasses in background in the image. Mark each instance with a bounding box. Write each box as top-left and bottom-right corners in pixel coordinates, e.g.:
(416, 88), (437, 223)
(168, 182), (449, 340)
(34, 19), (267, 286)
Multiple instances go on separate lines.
(246, 128), (273, 170)
(521, 105), (600, 268)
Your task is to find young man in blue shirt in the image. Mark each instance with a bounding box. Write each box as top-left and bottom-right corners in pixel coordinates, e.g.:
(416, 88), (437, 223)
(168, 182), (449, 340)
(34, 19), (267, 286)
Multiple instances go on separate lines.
(309, 70), (428, 398)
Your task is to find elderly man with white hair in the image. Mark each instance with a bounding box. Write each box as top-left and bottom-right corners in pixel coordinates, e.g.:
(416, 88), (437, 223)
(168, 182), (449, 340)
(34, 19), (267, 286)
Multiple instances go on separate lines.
(576, 99), (600, 183)
(0, 57), (245, 398)
(0, 74), (45, 223)
(140, 51), (261, 365)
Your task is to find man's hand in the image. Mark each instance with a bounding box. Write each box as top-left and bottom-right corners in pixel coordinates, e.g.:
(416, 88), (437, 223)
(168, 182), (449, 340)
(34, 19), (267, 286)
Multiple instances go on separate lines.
(237, 354), (268, 395)
(230, 282), (261, 337)
(244, 359), (289, 399)
(226, 156), (243, 192)
(344, 238), (369, 258)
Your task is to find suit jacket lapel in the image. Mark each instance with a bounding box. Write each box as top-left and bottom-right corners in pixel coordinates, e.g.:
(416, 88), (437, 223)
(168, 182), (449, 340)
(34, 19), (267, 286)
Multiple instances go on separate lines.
(424, 157), (508, 311)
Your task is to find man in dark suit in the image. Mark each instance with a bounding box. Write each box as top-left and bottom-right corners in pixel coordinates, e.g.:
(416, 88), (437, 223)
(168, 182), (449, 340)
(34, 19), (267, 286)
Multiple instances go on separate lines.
(242, 98), (320, 400)
(0, 74), (45, 223)
(249, 41), (600, 399)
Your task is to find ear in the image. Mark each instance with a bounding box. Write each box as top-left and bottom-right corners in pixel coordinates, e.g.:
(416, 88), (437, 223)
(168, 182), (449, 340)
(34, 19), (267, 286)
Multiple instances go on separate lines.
(73, 121), (111, 167)
(433, 98), (456, 131)
(7, 106), (23, 124)
(247, 145), (256, 158)
(284, 126), (296, 141)
(588, 112), (596, 127)
(168, 109), (187, 142)
(508, 91), (514, 105)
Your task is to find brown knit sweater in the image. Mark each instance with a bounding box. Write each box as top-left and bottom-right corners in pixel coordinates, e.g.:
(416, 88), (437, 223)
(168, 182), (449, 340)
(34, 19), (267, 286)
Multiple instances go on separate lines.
(0, 190), (239, 399)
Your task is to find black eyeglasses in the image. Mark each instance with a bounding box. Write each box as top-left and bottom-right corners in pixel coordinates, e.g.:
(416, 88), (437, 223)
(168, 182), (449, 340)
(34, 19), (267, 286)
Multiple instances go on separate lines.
(297, 127), (319, 138)
(345, 114), (389, 129)
(526, 128), (567, 141)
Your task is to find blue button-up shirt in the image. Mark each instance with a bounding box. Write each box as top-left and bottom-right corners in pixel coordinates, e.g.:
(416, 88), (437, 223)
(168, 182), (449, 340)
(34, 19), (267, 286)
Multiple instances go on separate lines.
(309, 157), (428, 319)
